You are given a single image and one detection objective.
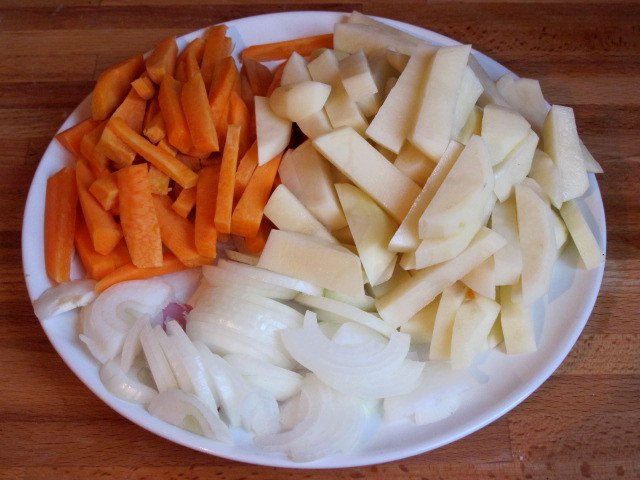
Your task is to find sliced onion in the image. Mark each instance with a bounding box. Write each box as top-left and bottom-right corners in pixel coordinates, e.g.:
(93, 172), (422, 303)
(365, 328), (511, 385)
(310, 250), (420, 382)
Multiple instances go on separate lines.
(324, 289), (376, 312)
(148, 389), (231, 443)
(295, 293), (396, 337)
(202, 265), (296, 300)
(224, 353), (303, 401)
(154, 325), (194, 393)
(33, 279), (97, 321)
(79, 302), (128, 364)
(255, 375), (367, 462)
(99, 358), (157, 405)
(383, 361), (472, 425)
(139, 323), (178, 392)
(239, 388), (280, 435)
(120, 315), (148, 373)
(281, 311), (424, 399)
(331, 322), (386, 347)
(216, 259), (323, 296)
(225, 250), (259, 266)
(158, 268), (202, 304)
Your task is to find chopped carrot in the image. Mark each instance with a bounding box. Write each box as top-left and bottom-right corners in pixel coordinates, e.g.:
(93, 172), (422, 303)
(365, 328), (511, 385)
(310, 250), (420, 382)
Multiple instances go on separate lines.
(146, 36), (178, 84)
(195, 165), (220, 259)
(178, 37), (206, 68)
(148, 165), (171, 195)
(95, 252), (188, 294)
(157, 138), (177, 156)
(89, 173), (119, 211)
(97, 89), (147, 168)
(131, 73), (156, 100)
(110, 117), (199, 188)
(200, 25), (231, 88)
(44, 167), (78, 283)
(233, 141), (258, 201)
(215, 124), (240, 234)
(92, 54), (145, 120)
(80, 121), (111, 178)
(153, 194), (211, 267)
(207, 56), (238, 145)
(184, 50), (201, 80)
(56, 118), (100, 156)
(243, 59), (273, 96)
(244, 218), (273, 254)
(143, 112), (166, 144)
(181, 72), (219, 153)
(266, 61), (286, 96)
(76, 160), (123, 255)
(117, 164), (163, 268)
(75, 214), (117, 280)
(158, 75), (192, 153)
(241, 34), (333, 63)
(230, 151), (283, 237)
(239, 71), (255, 111)
(172, 186), (197, 218)
(227, 91), (252, 158)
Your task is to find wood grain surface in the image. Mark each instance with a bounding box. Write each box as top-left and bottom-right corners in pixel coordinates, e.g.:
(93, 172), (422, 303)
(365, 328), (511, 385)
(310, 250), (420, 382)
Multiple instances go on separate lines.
(2, 1), (639, 479)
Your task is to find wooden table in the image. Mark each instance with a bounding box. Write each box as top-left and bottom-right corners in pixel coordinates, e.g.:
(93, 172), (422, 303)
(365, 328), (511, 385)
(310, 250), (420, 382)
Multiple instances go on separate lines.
(2, 1), (638, 479)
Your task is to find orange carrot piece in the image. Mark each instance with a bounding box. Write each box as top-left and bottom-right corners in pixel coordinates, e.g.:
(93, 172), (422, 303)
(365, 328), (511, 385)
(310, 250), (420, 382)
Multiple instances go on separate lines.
(195, 165), (220, 258)
(184, 50), (201, 80)
(227, 91), (251, 158)
(56, 118), (100, 156)
(215, 124), (240, 234)
(244, 218), (273, 254)
(95, 252), (187, 293)
(44, 167), (78, 283)
(117, 164), (163, 268)
(98, 89), (147, 168)
(241, 34), (333, 63)
(157, 138), (177, 156)
(80, 121), (111, 178)
(230, 151), (283, 237)
(110, 117), (199, 188)
(200, 25), (231, 88)
(233, 141), (258, 201)
(158, 75), (192, 153)
(153, 194), (211, 267)
(243, 59), (273, 97)
(148, 165), (171, 195)
(266, 61), (286, 96)
(239, 71), (255, 112)
(89, 173), (119, 211)
(181, 72), (219, 153)
(131, 73), (156, 100)
(75, 214), (117, 280)
(143, 112), (166, 144)
(92, 55), (145, 120)
(178, 37), (206, 68)
(76, 160), (123, 255)
(146, 36), (178, 84)
(172, 186), (197, 218)
(208, 56), (238, 145)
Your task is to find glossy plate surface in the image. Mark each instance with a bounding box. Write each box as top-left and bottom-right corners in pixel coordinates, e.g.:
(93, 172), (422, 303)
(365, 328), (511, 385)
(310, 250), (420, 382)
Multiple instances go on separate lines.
(22, 11), (606, 469)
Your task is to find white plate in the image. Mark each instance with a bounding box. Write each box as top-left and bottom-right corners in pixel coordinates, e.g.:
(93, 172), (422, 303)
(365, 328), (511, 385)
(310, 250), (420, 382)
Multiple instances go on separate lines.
(22, 11), (606, 469)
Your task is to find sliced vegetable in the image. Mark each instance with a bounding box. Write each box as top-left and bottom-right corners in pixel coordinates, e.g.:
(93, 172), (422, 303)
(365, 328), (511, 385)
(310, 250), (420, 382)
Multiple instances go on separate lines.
(194, 165), (220, 259)
(215, 124), (240, 234)
(92, 54), (144, 120)
(241, 34), (334, 62)
(145, 36), (178, 83)
(33, 279), (97, 321)
(181, 72), (219, 153)
(56, 118), (100, 156)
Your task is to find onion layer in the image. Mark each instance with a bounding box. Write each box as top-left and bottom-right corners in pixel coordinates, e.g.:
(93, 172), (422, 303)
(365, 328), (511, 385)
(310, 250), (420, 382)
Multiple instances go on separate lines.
(34, 279), (97, 321)
(99, 358), (157, 405)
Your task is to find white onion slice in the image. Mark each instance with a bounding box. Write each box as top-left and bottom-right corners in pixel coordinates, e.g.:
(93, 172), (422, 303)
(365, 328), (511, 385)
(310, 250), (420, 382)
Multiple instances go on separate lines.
(239, 388), (281, 435)
(120, 315), (148, 373)
(99, 358), (157, 405)
(202, 265), (296, 300)
(331, 322), (386, 347)
(139, 324), (178, 392)
(383, 361), (472, 425)
(79, 302), (128, 364)
(255, 375), (367, 462)
(295, 293), (396, 337)
(33, 279), (97, 321)
(158, 268), (202, 304)
(148, 389), (231, 443)
(281, 311), (424, 399)
(324, 289), (376, 312)
(224, 353), (303, 401)
(154, 325), (193, 393)
(216, 259), (323, 296)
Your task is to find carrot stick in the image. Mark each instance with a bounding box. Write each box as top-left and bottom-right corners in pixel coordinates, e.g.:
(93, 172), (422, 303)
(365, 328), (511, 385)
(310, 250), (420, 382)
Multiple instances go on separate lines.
(89, 173), (119, 211)
(243, 59), (273, 96)
(172, 186), (197, 218)
(80, 121), (111, 178)
(215, 124), (240, 234)
(230, 151), (283, 237)
(209, 56), (239, 136)
(228, 91), (252, 158)
(146, 36), (178, 84)
(233, 140), (258, 201)
(131, 73), (156, 100)
(241, 34), (333, 63)
(44, 167), (78, 283)
(117, 164), (163, 268)
(95, 252), (188, 294)
(195, 165), (220, 258)
(200, 25), (231, 88)
(153, 194), (211, 267)
(178, 37), (206, 68)
(143, 112), (166, 144)
(76, 160), (123, 255)
(148, 165), (171, 195)
(181, 72), (219, 153)
(157, 138), (177, 156)
(266, 61), (286, 96)
(56, 118), (100, 156)
(75, 213), (117, 280)
(92, 54), (145, 120)
(244, 218), (273, 254)
(158, 75), (192, 153)
(109, 116), (199, 188)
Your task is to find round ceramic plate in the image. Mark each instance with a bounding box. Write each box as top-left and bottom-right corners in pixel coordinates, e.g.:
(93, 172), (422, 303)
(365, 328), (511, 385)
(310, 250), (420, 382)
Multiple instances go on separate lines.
(22, 11), (606, 469)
